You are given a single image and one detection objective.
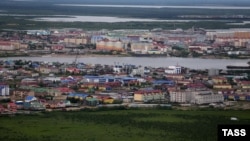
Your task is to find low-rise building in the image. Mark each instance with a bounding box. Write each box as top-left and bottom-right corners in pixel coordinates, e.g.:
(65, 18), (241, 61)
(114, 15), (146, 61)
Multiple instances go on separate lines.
(11, 89), (35, 100)
(165, 65), (182, 74)
(64, 37), (88, 45)
(134, 90), (164, 102)
(213, 84), (232, 89)
(130, 42), (154, 54)
(0, 41), (20, 51)
(169, 90), (190, 103)
(165, 74), (184, 80)
(212, 76), (228, 84)
(238, 80), (250, 89)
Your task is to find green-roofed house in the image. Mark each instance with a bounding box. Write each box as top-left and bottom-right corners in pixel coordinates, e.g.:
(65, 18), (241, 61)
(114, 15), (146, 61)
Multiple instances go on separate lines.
(86, 97), (99, 106)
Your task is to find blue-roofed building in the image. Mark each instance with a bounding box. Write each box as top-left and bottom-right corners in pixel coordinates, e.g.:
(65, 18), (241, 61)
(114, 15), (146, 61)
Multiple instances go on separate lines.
(83, 75), (115, 83)
(67, 93), (89, 100)
(83, 75), (102, 83)
(91, 35), (105, 44)
(115, 77), (139, 85)
(27, 30), (50, 36)
(61, 76), (76, 84)
(153, 80), (175, 86)
(121, 77), (137, 82)
(31, 62), (40, 68)
(25, 96), (37, 102)
(77, 63), (86, 69)
(82, 75), (140, 86)
(4, 60), (14, 66)
(67, 93), (76, 98)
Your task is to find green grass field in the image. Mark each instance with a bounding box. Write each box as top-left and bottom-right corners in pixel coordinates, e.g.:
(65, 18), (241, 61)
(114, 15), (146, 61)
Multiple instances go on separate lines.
(0, 109), (250, 141)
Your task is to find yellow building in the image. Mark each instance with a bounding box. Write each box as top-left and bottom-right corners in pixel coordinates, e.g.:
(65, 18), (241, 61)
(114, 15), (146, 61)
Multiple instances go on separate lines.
(0, 41), (26, 51)
(96, 40), (124, 51)
(242, 85), (250, 89)
(134, 90), (164, 102)
(234, 31), (250, 39)
(103, 97), (114, 104)
(64, 37), (88, 45)
(239, 95), (246, 100)
(213, 84), (232, 89)
(239, 81), (250, 89)
(212, 76), (227, 84)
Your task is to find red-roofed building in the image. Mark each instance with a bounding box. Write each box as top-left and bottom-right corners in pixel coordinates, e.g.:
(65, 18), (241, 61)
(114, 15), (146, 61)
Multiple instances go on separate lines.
(0, 41), (26, 51)
(0, 41), (14, 50)
(54, 87), (75, 96)
(187, 83), (206, 89)
(51, 44), (64, 51)
(66, 67), (80, 74)
(238, 81), (250, 89)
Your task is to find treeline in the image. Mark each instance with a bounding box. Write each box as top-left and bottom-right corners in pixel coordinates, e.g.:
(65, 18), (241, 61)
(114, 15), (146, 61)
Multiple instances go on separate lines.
(1, 16), (249, 31)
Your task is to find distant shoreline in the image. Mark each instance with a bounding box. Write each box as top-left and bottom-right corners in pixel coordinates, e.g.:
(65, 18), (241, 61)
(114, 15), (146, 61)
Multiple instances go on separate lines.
(0, 52), (247, 60)
(38, 53), (244, 60)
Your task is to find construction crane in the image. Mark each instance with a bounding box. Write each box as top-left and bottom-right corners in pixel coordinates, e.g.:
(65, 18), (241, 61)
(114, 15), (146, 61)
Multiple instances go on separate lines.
(72, 50), (79, 67)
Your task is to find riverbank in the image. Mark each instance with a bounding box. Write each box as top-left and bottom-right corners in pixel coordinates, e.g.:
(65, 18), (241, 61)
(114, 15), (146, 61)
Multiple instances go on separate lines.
(35, 53), (248, 60)
(2, 55), (249, 69)
(0, 49), (247, 60)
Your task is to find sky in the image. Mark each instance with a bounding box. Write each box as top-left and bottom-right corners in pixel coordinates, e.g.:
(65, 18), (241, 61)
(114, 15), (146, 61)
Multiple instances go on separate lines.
(5, 0), (250, 6)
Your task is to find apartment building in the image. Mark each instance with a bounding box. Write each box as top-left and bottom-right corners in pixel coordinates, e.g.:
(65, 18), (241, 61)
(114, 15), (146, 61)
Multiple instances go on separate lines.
(169, 88), (224, 104)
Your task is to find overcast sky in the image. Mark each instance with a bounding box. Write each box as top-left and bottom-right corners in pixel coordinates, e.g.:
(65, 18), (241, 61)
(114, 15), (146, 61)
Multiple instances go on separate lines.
(9, 0), (249, 4)
(3, 0), (250, 7)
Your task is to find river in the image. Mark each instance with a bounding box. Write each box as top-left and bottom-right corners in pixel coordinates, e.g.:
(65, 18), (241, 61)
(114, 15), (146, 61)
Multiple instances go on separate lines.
(1, 56), (249, 70)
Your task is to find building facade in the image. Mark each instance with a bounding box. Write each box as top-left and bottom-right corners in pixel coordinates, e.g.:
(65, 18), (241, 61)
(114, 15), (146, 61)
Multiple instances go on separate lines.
(134, 90), (164, 102)
(169, 89), (224, 104)
(0, 84), (10, 96)
(96, 40), (125, 51)
(165, 66), (182, 74)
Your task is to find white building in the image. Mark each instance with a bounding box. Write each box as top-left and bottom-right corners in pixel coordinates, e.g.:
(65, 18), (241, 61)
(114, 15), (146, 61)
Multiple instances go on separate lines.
(169, 89), (224, 104)
(131, 67), (144, 76)
(189, 90), (224, 104)
(169, 90), (191, 103)
(27, 30), (50, 36)
(0, 85), (9, 96)
(43, 76), (62, 82)
(130, 42), (154, 54)
(165, 65), (182, 74)
(113, 65), (123, 73)
(192, 94), (224, 105)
